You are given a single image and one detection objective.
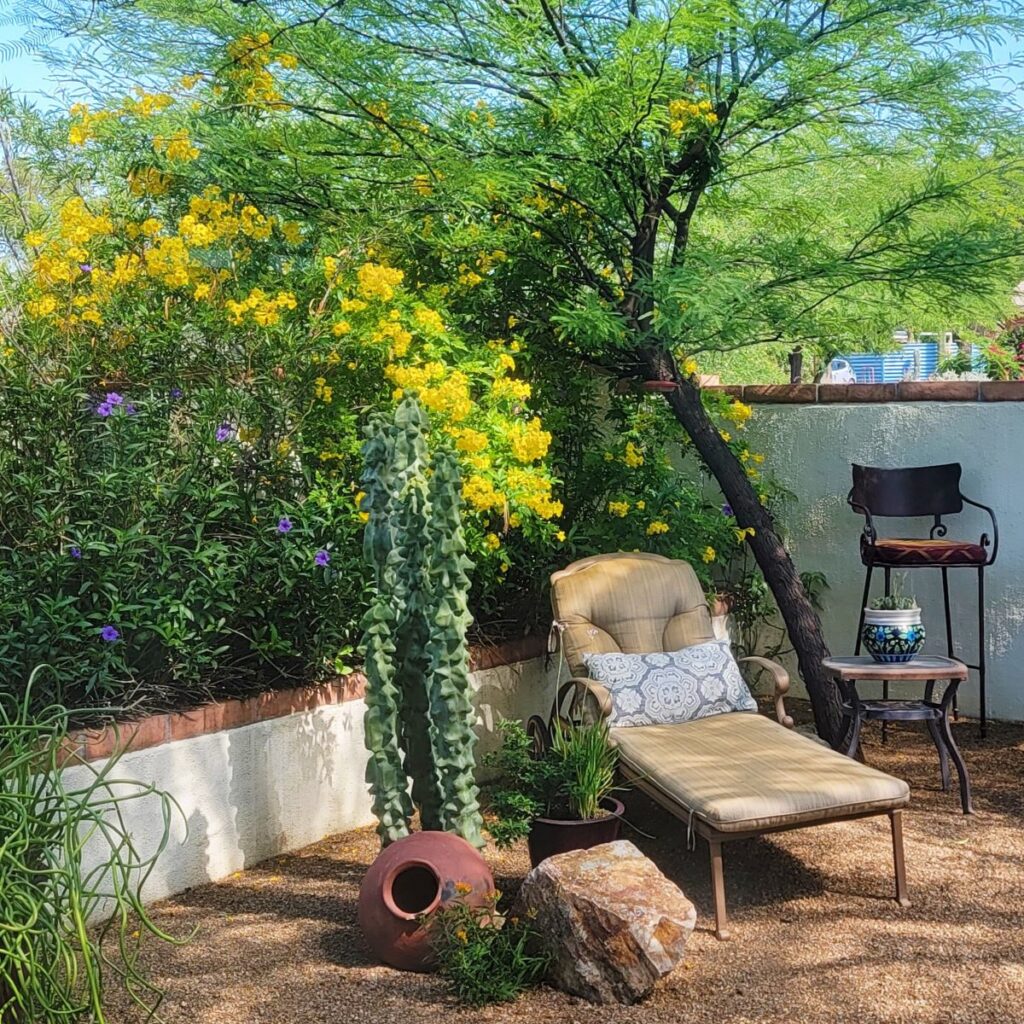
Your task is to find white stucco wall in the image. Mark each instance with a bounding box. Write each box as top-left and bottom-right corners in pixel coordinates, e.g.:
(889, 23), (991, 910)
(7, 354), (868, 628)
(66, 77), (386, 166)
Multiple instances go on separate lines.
(744, 400), (1024, 721)
(68, 654), (558, 911)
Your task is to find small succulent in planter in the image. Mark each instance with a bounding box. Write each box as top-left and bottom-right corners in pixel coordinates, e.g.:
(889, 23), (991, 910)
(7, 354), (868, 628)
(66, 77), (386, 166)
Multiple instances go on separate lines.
(863, 576), (925, 663)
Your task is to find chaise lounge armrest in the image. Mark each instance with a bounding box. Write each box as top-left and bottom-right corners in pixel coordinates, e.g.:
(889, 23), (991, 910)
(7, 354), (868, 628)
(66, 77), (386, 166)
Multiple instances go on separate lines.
(557, 677), (613, 724)
(737, 656), (794, 729)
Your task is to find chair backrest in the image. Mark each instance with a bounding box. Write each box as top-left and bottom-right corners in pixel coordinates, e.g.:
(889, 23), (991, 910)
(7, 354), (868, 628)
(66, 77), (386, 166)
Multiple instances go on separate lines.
(550, 552), (715, 678)
(850, 463), (964, 518)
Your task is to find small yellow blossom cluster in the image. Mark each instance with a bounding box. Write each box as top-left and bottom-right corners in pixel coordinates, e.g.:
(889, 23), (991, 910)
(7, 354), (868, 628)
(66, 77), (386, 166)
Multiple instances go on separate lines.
(128, 166), (173, 197)
(668, 97), (718, 135)
(506, 468), (563, 519)
(67, 103), (112, 146)
(225, 288), (297, 326)
(622, 441), (645, 468)
(313, 376), (333, 403)
(723, 400), (753, 427)
(225, 33), (295, 108)
(152, 129), (200, 163)
(357, 262), (405, 301)
(646, 520), (670, 536)
(467, 99), (497, 129)
(508, 418), (552, 463)
(608, 500), (630, 517)
(463, 474), (504, 512)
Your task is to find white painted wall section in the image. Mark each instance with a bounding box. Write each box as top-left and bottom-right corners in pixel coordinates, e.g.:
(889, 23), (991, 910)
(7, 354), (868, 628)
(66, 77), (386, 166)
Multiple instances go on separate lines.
(744, 401), (1024, 721)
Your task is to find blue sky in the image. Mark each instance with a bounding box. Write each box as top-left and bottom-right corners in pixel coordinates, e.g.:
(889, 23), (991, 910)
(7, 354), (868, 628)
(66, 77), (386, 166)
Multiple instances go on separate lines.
(1, 18), (1022, 108)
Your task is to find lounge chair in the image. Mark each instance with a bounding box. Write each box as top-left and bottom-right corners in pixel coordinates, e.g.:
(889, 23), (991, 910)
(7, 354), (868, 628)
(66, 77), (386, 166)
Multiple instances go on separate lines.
(549, 552), (911, 939)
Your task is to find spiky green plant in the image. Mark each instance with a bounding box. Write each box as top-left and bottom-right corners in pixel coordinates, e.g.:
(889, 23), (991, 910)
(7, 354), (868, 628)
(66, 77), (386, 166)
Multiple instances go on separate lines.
(360, 396), (483, 847)
(0, 669), (181, 1022)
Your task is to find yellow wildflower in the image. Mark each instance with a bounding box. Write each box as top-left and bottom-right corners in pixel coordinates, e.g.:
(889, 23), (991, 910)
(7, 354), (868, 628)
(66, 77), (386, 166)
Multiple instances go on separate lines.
(622, 441), (644, 468)
(607, 501), (630, 518)
(509, 418), (551, 463)
(646, 520), (669, 536)
(484, 532), (501, 551)
(356, 261), (404, 301)
(702, 546), (716, 563)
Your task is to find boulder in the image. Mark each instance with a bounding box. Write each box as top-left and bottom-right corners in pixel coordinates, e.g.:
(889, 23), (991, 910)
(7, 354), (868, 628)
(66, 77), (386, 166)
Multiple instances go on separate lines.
(513, 839), (696, 1004)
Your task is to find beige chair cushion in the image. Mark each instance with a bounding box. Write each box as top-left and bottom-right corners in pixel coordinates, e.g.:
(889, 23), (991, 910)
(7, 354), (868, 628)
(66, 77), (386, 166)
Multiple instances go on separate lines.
(612, 712), (910, 834)
(551, 552), (715, 678)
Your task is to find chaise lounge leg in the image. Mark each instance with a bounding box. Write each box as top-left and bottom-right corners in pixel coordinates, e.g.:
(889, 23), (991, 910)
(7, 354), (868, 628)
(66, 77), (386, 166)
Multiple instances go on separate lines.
(889, 810), (910, 908)
(709, 838), (730, 940)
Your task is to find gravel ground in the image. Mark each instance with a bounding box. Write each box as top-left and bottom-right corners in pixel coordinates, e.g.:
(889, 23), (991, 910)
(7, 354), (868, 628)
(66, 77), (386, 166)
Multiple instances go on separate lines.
(106, 710), (1024, 1024)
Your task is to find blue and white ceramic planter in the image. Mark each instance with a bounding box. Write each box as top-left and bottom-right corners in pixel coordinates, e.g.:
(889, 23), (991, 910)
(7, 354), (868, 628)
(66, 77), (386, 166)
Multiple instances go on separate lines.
(861, 608), (925, 663)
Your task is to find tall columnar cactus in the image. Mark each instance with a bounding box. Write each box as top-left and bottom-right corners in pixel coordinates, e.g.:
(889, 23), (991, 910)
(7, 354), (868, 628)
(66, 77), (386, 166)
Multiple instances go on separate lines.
(360, 396), (484, 847)
(424, 447), (484, 847)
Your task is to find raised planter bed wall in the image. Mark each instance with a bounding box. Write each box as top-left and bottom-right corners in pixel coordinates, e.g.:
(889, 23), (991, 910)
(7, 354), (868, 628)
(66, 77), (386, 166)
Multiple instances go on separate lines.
(64, 637), (555, 914)
(705, 383), (1024, 722)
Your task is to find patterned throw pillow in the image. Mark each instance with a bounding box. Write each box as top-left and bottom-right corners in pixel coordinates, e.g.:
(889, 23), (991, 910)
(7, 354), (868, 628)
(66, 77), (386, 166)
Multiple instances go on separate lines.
(583, 640), (757, 728)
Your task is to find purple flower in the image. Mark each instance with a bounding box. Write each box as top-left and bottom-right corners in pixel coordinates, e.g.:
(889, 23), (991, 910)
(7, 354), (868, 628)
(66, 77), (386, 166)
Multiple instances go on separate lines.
(314, 549), (330, 566)
(125, 403), (137, 416)
(721, 503), (734, 517)
(69, 546), (82, 559)
(276, 517), (293, 534)
(96, 402), (113, 417)
(100, 625), (120, 642)
(105, 392), (124, 406)
(170, 387), (183, 399)
(79, 263), (92, 274)
(215, 422), (233, 442)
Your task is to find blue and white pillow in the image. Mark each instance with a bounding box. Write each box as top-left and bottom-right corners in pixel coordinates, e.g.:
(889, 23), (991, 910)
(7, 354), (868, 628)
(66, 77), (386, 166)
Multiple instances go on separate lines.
(584, 640), (757, 727)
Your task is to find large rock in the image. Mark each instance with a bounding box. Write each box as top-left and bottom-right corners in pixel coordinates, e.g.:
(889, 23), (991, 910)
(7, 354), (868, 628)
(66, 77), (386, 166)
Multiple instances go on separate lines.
(513, 839), (696, 1004)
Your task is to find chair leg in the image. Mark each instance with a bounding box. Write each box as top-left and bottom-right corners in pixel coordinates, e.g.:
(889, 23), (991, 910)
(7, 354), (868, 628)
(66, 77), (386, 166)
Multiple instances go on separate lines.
(709, 839), (730, 940)
(881, 567), (891, 743)
(855, 564), (874, 654)
(978, 567), (987, 739)
(943, 567), (958, 721)
(889, 810), (910, 908)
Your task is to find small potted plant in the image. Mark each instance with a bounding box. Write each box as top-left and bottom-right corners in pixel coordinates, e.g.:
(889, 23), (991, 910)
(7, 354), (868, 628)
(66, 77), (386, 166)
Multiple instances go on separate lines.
(862, 576), (925, 663)
(484, 718), (624, 868)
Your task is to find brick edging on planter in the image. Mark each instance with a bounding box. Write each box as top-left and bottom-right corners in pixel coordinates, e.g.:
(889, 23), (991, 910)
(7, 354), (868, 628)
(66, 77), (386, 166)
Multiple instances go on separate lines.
(705, 381), (1024, 403)
(67, 634), (547, 763)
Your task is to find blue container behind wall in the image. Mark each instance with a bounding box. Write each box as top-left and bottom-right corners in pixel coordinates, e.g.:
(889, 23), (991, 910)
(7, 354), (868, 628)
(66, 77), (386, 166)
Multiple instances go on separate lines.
(844, 342), (939, 383)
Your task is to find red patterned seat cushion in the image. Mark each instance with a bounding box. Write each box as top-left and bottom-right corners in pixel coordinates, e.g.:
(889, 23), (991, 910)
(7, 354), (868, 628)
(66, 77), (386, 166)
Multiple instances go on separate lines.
(862, 537), (987, 567)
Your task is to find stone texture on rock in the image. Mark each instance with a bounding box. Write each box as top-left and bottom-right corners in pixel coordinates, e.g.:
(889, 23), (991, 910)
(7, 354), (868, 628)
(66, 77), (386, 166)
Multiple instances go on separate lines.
(513, 839), (696, 1004)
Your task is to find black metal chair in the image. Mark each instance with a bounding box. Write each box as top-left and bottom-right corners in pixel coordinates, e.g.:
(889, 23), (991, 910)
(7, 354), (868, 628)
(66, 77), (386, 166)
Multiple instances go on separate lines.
(848, 463), (998, 737)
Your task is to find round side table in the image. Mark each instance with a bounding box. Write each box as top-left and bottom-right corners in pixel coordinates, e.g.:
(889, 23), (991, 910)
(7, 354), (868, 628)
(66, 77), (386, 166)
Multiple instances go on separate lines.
(823, 655), (972, 814)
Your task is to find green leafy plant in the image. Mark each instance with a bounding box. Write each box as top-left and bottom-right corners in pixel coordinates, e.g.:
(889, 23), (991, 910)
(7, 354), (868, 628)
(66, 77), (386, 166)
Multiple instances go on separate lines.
(0, 669), (181, 1022)
(361, 395), (484, 847)
(425, 887), (549, 1007)
(484, 718), (620, 848)
(869, 574), (918, 611)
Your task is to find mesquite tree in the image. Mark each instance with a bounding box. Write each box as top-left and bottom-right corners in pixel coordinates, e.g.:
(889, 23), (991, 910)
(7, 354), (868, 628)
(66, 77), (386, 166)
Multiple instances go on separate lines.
(361, 396), (484, 847)
(36, 0), (1024, 740)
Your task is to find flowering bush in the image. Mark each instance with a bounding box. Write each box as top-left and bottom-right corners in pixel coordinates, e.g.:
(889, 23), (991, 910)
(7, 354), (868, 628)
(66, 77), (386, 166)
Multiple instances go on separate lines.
(2, 100), (561, 707)
(425, 886), (548, 1007)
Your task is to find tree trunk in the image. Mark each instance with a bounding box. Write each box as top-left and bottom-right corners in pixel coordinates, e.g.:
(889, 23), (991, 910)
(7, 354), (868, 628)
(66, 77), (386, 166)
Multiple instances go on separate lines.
(643, 348), (843, 743)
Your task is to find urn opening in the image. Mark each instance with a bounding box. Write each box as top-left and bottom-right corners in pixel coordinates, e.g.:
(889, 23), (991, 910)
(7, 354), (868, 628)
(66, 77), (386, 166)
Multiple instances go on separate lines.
(384, 861), (442, 920)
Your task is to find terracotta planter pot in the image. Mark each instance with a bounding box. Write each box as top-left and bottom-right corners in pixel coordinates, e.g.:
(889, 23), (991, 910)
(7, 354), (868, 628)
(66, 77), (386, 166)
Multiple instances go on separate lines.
(358, 831), (494, 973)
(526, 797), (625, 868)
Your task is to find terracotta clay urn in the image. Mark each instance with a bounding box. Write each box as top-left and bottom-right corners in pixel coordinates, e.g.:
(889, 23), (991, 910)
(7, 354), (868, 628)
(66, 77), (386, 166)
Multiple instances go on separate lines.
(357, 831), (494, 972)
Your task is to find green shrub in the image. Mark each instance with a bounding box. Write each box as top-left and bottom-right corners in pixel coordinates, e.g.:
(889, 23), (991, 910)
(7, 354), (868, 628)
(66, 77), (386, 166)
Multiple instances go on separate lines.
(0, 353), (362, 712)
(484, 718), (620, 848)
(426, 888), (549, 1007)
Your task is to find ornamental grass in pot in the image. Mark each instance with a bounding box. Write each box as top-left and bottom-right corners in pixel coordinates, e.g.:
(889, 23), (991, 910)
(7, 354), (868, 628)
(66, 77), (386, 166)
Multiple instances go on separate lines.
(484, 718), (624, 868)
(862, 576), (925, 663)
